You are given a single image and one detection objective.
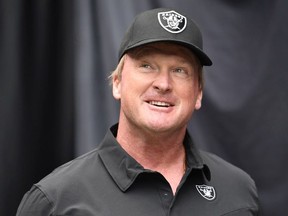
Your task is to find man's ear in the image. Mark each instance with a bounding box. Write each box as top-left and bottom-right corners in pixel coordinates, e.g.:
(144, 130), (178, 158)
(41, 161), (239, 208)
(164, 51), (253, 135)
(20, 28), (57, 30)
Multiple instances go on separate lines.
(112, 74), (121, 100)
(195, 90), (203, 110)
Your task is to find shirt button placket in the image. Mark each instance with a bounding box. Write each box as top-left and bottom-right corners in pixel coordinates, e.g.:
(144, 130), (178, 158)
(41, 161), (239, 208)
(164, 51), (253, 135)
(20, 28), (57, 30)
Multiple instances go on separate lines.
(159, 186), (173, 213)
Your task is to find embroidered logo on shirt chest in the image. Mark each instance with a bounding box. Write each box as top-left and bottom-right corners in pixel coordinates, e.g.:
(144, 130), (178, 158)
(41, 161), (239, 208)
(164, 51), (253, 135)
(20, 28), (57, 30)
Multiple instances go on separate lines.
(196, 185), (216, 201)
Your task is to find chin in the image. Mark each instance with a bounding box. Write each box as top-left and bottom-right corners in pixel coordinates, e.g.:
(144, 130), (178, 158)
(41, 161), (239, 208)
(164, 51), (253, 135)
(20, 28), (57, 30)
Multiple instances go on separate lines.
(144, 122), (179, 133)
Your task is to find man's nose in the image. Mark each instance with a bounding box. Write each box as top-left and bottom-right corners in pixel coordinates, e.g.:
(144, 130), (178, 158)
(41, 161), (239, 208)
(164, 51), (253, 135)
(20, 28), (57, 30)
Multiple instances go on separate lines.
(152, 70), (172, 93)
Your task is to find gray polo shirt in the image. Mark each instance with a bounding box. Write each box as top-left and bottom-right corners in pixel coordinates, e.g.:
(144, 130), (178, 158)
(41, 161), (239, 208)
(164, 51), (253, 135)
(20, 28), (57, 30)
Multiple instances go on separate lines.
(16, 124), (259, 216)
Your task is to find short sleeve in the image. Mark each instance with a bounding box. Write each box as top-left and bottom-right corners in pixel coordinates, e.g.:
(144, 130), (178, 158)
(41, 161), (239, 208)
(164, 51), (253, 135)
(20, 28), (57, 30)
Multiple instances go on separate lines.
(16, 185), (54, 216)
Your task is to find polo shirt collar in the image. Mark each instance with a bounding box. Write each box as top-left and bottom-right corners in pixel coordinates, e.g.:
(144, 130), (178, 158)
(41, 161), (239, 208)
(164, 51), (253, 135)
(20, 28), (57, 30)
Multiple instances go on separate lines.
(98, 124), (211, 192)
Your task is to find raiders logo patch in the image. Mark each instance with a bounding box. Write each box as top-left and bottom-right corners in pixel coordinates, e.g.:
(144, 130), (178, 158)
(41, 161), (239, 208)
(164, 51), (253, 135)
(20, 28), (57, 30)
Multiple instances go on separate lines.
(196, 185), (216, 201)
(158, 10), (187, 33)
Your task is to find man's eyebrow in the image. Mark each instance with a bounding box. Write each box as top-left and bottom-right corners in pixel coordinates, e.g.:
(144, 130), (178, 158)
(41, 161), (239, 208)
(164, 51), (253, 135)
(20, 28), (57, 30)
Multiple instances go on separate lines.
(129, 46), (156, 58)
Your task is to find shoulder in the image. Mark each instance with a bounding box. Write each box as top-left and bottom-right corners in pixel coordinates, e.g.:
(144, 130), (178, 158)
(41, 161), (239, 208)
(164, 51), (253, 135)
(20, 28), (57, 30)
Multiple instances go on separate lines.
(16, 185), (54, 215)
(199, 150), (259, 213)
(42, 148), (101, 183)
(17, 147), (110, 215)
(200, 150), (254, 182)
(16, 148), (106, 215)
(36, 148), (106, 202)
(40, 147), (105, 188)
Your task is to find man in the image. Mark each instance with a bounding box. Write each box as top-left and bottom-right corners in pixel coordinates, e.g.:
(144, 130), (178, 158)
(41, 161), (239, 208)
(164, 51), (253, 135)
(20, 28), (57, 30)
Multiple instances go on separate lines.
(17, 8), (259, 215)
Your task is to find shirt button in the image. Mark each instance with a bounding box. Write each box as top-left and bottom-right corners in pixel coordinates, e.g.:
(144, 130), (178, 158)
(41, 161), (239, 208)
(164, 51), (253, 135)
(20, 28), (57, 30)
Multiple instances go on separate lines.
(163, 192), (171, 200)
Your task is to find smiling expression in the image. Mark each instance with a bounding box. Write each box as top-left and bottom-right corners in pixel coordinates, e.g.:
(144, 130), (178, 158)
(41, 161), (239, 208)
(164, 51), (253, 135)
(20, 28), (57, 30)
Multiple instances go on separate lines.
(113, 42), (203, 135)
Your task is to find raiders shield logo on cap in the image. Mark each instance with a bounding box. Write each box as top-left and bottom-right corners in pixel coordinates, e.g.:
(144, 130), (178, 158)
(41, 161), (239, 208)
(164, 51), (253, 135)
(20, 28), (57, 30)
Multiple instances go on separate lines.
(158, 10), (187, 33)
(196, 185), (216, 201)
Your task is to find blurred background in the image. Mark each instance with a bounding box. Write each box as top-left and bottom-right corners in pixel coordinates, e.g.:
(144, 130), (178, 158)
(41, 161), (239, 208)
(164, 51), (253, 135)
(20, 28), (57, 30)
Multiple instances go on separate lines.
(1, 0), (288, 215)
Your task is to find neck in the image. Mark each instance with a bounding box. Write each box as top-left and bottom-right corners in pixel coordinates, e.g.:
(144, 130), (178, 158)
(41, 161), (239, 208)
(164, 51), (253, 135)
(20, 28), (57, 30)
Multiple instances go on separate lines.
(116, 122), (187, 194)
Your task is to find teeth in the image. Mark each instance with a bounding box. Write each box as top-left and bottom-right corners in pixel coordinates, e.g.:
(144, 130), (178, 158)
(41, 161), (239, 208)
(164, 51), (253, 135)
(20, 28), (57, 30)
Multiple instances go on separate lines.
(149, 101), (171, 107)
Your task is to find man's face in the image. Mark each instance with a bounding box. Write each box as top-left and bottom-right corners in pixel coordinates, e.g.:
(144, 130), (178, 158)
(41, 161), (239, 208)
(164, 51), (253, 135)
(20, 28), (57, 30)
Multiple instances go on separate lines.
(113, 42), (202, 135)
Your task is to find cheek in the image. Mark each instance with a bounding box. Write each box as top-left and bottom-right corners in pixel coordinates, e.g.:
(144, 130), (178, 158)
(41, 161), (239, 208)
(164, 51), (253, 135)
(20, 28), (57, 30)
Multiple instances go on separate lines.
(116, 76), (141, 105)
(179, 85), (201, 109)
(121, 70), (151, 95)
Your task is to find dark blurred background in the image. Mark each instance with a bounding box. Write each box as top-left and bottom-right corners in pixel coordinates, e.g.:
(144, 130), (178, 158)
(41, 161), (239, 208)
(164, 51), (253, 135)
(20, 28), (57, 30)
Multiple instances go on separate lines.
(1, 0), (287, 215)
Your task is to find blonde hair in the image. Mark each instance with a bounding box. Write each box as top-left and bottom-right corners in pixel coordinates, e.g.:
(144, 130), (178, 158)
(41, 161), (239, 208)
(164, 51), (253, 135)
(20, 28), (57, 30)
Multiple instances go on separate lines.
(108, 55), (126, 86)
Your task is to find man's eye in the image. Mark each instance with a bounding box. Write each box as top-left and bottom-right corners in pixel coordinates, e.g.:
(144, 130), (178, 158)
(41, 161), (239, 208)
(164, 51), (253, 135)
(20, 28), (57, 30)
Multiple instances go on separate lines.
(173, 68), (187, 74)
(174, 68), (184, 73)
(172, 68), (193, 78)
(141, 64), (151, 69)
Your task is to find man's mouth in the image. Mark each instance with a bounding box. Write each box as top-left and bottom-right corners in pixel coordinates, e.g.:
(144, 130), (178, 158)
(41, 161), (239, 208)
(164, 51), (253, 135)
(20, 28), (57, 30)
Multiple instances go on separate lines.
(148, 101), (172, 107)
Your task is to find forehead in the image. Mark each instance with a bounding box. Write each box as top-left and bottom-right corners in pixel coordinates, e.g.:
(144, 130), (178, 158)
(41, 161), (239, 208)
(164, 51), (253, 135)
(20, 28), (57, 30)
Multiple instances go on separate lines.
(128, 42), (200, 64)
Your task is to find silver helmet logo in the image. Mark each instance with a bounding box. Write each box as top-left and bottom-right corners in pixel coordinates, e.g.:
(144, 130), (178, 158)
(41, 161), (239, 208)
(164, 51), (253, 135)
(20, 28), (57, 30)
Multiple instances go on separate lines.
(196, 185), (216, 201)
(158, 10), (187, 34)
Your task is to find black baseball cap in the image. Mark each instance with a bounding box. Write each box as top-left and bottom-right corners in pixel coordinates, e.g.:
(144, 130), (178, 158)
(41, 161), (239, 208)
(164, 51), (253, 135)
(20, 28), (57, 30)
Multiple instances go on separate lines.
(118, 8), (212, 66)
